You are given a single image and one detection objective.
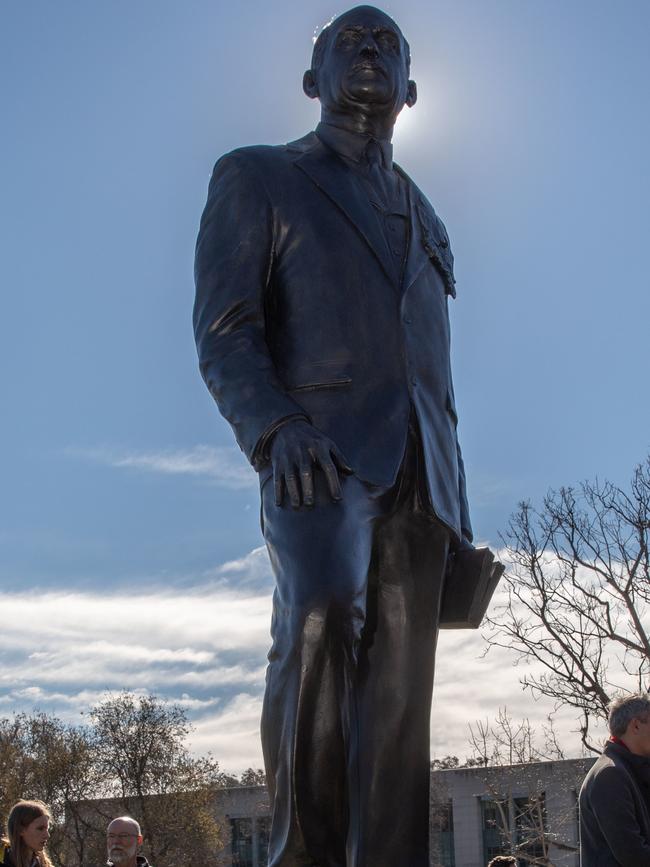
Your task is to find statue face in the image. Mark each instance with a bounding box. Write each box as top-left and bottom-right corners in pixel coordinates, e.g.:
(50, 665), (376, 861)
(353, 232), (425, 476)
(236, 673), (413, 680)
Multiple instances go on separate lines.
(313, 6), (414, 120)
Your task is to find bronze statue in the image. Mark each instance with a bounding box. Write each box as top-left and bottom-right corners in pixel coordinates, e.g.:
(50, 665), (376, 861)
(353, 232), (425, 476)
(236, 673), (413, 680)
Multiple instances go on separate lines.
(194, 6), (497, 865)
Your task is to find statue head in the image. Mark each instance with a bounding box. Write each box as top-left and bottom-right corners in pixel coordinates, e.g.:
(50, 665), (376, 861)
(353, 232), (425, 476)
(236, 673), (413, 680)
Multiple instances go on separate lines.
(303, 6), (417, 130)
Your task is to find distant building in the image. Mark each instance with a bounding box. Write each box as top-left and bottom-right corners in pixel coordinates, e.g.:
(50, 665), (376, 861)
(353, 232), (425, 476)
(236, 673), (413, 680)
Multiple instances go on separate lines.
(66, 758), (595, 867)
(213, 785), (270, 867)
(217, 758), (595, 867)
(430, 758), (595, 867)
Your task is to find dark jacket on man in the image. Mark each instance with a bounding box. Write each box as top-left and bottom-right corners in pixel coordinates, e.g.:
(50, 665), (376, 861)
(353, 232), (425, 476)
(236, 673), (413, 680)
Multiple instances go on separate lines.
(107, 857), (152, 867)
(579, 739), (650, 867)
(193, 129), (471, 542)
(194, 124), (472, 866)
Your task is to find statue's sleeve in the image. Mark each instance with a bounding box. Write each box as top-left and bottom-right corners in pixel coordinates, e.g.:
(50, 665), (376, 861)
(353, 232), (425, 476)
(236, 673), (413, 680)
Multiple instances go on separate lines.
(448, 369), (472, 543)
(193, 150), (308, 469)
(457, 436), (472, 542)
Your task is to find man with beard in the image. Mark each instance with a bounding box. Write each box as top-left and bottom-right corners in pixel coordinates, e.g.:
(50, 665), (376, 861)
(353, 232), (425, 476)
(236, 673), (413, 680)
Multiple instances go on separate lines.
(106, 818), (151, 867)
(195, 5), (483, 866)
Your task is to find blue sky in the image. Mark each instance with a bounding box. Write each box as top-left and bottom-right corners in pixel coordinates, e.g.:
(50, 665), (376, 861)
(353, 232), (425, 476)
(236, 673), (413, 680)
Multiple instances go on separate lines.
(1, 0), (649, 769)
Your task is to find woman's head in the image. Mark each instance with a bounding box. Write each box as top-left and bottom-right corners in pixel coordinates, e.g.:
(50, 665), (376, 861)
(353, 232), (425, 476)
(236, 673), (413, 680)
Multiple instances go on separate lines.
(6, 801), (51, 867)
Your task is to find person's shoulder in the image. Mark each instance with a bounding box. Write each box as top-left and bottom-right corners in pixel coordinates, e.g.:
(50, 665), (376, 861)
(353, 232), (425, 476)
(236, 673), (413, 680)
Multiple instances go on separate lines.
(0, 843), (15, 867)
(587, 749), (632, 794)
(218, 132), (318, 168)
(600, 741), (635, 771)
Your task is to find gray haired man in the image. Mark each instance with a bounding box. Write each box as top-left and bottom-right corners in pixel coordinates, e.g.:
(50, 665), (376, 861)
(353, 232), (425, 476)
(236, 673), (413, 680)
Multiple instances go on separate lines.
(579, 693), (650, 867)
(106, 817), (152, 867)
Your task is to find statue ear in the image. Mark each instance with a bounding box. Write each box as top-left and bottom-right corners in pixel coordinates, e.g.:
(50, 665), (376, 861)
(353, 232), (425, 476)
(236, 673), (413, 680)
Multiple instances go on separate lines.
(406, 79), (417, 108)
(303, 69), (319, 99)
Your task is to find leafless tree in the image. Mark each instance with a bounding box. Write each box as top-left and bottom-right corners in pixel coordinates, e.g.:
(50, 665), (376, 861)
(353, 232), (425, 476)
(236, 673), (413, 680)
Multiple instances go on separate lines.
(484, 457), (650, 751)
(468, 708), (565, 768)
(465, 710), (580, 867)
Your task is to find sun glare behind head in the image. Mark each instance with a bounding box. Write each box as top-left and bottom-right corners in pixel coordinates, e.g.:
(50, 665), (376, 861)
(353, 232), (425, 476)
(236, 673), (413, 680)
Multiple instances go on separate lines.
(393, 100), (419, 145)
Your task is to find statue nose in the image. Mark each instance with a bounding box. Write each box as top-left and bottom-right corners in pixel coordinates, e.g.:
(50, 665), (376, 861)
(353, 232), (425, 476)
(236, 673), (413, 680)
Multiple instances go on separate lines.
(360, 40), (379, 58)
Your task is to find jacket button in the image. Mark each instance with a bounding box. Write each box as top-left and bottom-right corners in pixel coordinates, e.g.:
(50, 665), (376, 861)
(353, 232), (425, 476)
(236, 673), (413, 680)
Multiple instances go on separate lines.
(404, 317), (412, 325)
(411, 376), (418, 386)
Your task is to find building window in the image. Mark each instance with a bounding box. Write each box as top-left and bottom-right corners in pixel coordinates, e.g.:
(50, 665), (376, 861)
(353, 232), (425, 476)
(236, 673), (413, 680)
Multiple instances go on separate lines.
(256, 816), (271, 867)
(481, 798), (509, 861)
(431, 800), (455, 867)
(480, 793), (548, 866)
(231, 817), (254, 867)
(514, 794), (546, 865)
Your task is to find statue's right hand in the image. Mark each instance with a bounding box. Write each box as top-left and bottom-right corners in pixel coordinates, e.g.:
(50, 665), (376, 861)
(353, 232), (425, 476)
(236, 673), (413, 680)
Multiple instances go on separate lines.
(269, 419), (353, 508)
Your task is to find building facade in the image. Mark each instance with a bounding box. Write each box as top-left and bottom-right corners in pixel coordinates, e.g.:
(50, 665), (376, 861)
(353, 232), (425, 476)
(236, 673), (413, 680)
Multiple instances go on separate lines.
(430, 758), (595, 867)
(216, 759), (595, 867)
(66, 758), (595, 867)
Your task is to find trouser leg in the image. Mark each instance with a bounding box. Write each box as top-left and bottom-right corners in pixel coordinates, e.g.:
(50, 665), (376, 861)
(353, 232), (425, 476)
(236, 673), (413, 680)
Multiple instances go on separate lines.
(260, 428), (450, 867)
(260, 471), (383, 867)
(352, 495), (449, 867)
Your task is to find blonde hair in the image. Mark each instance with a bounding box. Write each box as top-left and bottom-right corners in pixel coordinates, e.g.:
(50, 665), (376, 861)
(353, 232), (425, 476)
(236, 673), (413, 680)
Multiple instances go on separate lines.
(5, 801), (54, 867)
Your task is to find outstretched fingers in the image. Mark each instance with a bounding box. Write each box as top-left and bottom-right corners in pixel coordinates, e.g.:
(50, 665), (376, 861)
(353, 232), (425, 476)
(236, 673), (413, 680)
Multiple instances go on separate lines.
(311, 443), (353, 503)
(300, 458), (315, 507)
(270, 421), (353, 508)
(331, 445), (354, 476)
(274, 452), (314, 509)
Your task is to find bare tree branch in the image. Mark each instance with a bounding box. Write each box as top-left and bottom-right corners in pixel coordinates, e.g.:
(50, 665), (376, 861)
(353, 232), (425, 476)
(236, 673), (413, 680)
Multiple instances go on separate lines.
(485, 457), (650, 752)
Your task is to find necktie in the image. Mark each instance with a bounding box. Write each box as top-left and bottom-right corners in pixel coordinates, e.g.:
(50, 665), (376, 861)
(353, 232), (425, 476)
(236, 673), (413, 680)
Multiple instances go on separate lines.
(364, 139), (398, 210)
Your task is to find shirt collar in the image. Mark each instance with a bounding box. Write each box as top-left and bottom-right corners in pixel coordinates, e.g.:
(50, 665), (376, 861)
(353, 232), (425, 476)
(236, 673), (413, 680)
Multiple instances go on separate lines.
(607, 737), (650, 770)
(316, 121), (393, 169)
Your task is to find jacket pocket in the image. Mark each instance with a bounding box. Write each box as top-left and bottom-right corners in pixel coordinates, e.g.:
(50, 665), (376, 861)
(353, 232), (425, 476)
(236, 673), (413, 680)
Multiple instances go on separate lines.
(284, 360), (352, 392)
(289, 376), (352, 392)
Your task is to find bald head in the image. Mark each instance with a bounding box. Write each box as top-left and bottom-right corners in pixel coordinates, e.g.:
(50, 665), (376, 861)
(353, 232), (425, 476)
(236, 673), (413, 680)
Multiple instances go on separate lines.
(303, 4), (416, 139)
(108, 817), (141, 836)
(310, 6), (410, 74)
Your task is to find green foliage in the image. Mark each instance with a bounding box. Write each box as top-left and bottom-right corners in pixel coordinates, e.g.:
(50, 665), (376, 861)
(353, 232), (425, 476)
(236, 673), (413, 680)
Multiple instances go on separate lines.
(0, 692), (262, 867)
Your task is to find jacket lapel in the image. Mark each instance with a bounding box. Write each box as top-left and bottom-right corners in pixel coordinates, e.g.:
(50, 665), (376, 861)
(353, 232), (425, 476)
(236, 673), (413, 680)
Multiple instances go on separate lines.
(401, 178), (429, 294)
(397, 166), (457, 298)
(397, 166), (430, 293)
(294, 139), (397, 284)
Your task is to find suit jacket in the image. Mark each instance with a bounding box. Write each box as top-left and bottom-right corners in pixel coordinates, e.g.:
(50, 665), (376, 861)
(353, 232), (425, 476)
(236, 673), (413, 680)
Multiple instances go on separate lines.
(194, 131), (472, 542)
(579, 740), (650, 867)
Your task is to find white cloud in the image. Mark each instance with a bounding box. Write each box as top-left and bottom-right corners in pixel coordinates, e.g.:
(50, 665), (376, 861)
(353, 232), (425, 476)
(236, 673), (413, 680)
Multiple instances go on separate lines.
(71, 444), (257, 490)
(0, 547), (601, 773)
(205, 546), (275, 592)
(191, 695), (266, 769)
(0, 577), (274, 774)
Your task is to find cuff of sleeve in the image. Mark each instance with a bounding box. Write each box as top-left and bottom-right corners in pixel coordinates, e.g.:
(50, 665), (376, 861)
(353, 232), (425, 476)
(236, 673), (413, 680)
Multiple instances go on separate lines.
(252, 413), (311, 470)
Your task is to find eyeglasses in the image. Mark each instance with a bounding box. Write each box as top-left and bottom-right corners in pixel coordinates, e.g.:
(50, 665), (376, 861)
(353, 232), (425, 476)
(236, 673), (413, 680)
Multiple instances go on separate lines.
(107, 833), (137, 841)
